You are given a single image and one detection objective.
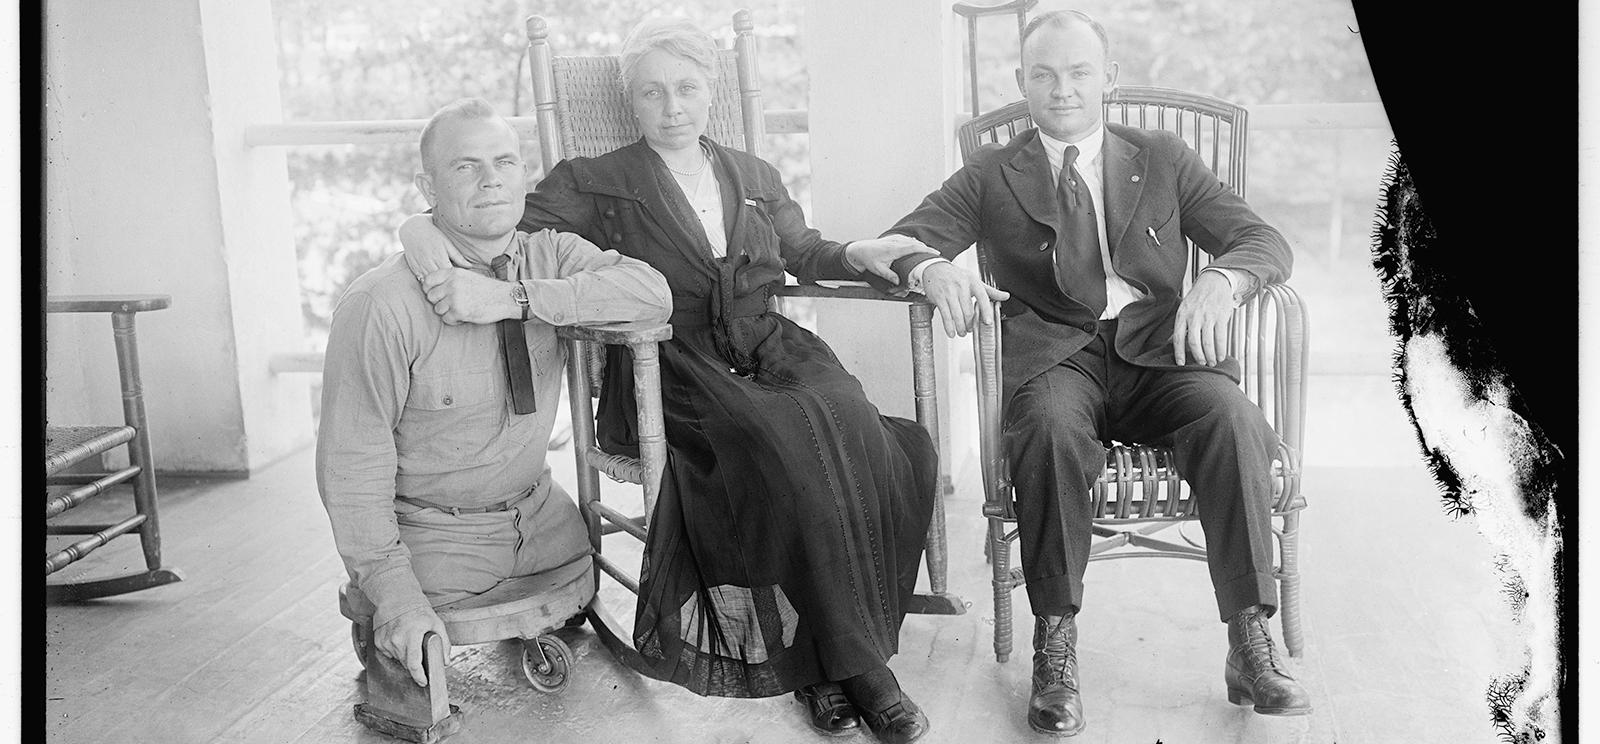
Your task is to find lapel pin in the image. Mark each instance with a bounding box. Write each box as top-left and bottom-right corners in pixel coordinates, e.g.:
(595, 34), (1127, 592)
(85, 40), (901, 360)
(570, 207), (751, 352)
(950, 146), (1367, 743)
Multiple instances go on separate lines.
(1131, 175), (1141, 182)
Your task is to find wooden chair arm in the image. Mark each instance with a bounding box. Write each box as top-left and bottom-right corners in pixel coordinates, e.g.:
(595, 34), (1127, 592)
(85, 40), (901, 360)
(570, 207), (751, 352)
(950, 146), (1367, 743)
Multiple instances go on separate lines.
(774, 282), (933, 305)
(47, 295), (171, 314)
(554, 320), (673, 346)
(556, 321), (672, 395)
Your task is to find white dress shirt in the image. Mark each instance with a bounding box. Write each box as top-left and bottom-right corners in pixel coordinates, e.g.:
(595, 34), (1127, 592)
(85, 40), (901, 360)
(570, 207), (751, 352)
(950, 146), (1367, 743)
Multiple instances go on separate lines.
(671, 149), (728, 258)
(1036, 125), (1142, 319)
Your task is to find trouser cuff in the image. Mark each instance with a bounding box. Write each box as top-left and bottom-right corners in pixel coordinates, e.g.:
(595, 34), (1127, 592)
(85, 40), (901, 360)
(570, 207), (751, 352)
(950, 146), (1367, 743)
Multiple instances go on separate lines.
(1215, 570), (1278, 622)
(1024, 571), (1084, 618)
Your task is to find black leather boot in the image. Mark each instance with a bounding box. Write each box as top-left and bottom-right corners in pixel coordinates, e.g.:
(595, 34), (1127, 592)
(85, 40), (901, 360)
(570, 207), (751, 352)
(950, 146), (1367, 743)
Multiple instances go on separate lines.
(1225, 605), (1312, 715)
(1028, 614), (1085, 736)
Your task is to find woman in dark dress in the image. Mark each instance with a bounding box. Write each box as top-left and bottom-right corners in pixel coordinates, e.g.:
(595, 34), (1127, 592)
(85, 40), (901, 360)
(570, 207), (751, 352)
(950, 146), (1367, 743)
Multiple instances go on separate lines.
(401, 17), (939, 744)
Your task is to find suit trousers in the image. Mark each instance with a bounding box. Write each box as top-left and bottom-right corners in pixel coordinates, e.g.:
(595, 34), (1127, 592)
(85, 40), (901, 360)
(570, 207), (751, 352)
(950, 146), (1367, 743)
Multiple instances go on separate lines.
(1004, 319), (1280, 622)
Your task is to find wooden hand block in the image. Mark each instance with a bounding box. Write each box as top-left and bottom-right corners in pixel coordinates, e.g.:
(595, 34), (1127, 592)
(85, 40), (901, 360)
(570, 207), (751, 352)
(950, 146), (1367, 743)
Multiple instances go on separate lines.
(361, 631), (452, 730)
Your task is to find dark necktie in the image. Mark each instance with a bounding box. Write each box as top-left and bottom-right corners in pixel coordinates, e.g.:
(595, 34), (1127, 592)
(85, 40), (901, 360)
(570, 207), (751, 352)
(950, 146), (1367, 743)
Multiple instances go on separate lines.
(1055, 145), (1107, 316)
(491, 254), (537, 415)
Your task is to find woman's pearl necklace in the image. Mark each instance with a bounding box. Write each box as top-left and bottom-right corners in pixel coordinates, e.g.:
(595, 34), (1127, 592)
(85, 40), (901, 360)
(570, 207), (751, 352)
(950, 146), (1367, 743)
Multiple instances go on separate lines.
(665, 149), (710, 177)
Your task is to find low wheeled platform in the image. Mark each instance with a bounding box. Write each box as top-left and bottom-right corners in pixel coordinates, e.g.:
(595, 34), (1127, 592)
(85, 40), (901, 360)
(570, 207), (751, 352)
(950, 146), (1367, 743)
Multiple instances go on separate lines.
(339, 554), (596, 739)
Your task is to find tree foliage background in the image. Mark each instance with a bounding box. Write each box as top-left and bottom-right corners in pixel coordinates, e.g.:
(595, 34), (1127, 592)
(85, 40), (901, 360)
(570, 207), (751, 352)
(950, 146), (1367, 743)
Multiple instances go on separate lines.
(272, 0), (1382, 349)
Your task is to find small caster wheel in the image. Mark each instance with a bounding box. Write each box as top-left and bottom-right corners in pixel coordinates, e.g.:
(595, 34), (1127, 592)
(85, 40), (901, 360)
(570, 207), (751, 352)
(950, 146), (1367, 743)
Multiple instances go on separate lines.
(351, 621), (371, 668)
(521, 634), (573, 692)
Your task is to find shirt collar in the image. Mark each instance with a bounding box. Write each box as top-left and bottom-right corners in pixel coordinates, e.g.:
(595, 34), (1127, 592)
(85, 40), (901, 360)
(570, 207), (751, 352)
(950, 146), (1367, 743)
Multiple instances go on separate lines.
(1038, 123), (1105, 173)
(457, 232), (524, 276)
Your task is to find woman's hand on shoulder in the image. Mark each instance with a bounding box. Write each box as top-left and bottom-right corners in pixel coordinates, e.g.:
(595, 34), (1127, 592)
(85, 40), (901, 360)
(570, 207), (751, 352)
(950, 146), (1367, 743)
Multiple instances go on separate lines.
(844, 235), (940, 283)
(398, 214), (467, 280)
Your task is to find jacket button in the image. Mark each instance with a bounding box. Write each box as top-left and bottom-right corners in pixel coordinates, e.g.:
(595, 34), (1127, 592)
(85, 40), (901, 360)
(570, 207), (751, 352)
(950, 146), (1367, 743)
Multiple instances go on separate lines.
(604, 208), (616, 218)
(1080, 322), (1096, 333)
(611, 233), (623, 243)
(442, 395), (453, 406)
(1038, 241), (1050, 251)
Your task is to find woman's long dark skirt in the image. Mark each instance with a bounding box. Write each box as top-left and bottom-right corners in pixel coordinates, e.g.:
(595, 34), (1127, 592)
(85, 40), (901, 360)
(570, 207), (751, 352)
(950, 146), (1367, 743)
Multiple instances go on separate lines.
(598, 312), (937, 698)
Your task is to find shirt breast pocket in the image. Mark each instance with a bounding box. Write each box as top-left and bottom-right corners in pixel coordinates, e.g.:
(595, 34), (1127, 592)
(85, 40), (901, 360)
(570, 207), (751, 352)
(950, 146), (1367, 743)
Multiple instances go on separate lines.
(399, 367), (516, 460)
(406, 368), (499, 412)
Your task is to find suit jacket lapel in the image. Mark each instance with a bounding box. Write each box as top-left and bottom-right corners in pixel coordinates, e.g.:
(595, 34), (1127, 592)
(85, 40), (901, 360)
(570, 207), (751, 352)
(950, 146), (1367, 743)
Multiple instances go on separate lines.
(1001, 130), (1060, 235)
(1102, 128), (1146, 256)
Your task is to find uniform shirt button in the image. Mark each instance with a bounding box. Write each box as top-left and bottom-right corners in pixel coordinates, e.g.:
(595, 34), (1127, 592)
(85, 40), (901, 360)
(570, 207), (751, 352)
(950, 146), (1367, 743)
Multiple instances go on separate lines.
(1038, 241), (1050, 251)
(1081, 322), (1096, 333)
(442, 395), (454, 406)
(604, 208), (616, 218)
(611, 233), (623, 243)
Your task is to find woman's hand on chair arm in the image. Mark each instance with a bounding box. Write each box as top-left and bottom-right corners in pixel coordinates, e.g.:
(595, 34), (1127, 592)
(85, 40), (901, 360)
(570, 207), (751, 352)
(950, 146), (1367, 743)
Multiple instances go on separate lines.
(844, 234), (941, 283)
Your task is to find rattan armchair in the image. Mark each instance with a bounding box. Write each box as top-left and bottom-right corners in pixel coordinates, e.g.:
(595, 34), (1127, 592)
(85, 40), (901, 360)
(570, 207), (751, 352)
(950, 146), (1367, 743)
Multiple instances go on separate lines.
(961, 89), (1310, 663)
(523, 10), (964, 659)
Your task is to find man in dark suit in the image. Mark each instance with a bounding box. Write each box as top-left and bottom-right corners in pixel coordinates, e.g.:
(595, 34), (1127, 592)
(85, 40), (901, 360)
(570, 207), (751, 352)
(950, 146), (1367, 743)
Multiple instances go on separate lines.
(884, 9), (1310, 736)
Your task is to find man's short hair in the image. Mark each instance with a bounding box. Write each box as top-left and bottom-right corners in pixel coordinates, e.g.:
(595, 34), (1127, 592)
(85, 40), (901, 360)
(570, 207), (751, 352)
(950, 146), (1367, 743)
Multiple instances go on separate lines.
(418, 97), (504, 172)
(617, 16), (720, 92)
(1020, 9), (1111, 64)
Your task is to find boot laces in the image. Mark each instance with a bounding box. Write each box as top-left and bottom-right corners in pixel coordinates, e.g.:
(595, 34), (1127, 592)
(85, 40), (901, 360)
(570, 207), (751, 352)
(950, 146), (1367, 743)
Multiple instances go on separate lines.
(1039, 618), (1078, 685)
(1243, 612), (1282, 671)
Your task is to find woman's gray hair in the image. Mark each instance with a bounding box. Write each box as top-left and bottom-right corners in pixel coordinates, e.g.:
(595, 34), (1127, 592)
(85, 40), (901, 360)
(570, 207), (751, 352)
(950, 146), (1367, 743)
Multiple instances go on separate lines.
(617, 16), (719, 92)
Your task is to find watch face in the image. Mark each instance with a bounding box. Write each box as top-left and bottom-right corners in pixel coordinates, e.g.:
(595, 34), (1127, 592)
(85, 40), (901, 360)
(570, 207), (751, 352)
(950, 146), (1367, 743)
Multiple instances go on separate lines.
(512, 284), (529, 304)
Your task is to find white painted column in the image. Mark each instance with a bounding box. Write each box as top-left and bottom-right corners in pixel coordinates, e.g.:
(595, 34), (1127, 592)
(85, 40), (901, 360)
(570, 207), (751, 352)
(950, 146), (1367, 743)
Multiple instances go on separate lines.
(197, 0), (316, 472)
(45, 0), (311, 475)
(803, 0), (968, 460)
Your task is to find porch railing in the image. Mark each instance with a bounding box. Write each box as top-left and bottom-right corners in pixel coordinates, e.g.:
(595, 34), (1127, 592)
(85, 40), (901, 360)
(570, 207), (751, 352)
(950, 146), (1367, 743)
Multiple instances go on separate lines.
(250, 101), (1386, 375)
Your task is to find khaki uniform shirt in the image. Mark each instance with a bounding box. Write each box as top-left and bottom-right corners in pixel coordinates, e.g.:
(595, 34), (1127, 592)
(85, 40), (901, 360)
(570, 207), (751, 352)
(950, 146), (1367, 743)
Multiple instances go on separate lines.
(316, 229), (670, 628)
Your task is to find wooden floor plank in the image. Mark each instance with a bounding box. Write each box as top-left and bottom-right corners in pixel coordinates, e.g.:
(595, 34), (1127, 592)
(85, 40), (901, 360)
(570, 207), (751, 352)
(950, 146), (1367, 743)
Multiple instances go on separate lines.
(208, 637), (360, 744)
(45, 436), (1521, 743)
(48, 552), (348, 742)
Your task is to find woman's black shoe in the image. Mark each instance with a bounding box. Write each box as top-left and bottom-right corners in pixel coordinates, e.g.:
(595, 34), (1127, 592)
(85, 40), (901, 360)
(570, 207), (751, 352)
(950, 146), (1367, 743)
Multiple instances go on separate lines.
(859, 697), (930, 744)
(794, 682), (861, 736)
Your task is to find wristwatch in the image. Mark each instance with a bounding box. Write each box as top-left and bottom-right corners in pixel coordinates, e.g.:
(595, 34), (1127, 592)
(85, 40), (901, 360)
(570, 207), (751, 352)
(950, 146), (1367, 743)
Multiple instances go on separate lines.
(510, 282), (531, 321)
